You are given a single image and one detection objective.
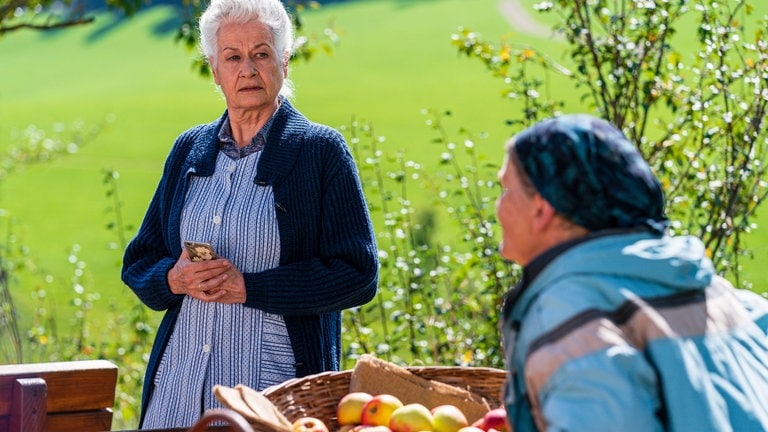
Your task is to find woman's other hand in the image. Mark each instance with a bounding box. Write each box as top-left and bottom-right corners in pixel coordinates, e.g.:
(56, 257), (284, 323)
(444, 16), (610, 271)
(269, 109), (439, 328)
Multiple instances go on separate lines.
(206, 263), (247, 304)
(167, 249), (245, 303)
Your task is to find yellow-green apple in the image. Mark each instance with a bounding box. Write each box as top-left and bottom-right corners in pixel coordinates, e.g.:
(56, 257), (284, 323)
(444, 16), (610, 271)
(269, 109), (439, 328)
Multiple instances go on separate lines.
(338, 392), (374, 425)
(431, 405), (468, 432)
(361, 394), (404, 427)
(480, 408), (509, 432)
(389, 403), (434, 432)
(292, 417), (330, 432)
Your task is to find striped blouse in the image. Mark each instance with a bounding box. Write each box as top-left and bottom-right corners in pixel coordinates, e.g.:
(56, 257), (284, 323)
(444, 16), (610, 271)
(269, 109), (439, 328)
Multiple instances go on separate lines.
(142, 121), (295, 428)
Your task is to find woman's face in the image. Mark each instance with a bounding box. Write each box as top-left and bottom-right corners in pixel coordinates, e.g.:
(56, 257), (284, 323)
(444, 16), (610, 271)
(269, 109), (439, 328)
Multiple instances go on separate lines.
(210, 20), (287, 114)
(496, 155), (538, 265)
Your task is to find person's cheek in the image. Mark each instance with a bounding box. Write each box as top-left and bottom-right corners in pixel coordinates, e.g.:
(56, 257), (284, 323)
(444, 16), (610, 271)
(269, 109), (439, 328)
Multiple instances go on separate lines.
(496, 203), (511, 258)
(496, 195), (508, 224)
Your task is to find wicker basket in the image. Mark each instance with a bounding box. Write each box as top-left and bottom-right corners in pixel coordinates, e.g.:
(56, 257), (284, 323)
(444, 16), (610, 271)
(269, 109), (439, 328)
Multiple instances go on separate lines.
(261, 366), (507, 431)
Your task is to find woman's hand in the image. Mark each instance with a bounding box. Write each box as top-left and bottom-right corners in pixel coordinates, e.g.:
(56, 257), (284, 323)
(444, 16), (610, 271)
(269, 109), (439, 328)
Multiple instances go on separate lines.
(167, 249), (246, 303)
(207, 265), (247, 304)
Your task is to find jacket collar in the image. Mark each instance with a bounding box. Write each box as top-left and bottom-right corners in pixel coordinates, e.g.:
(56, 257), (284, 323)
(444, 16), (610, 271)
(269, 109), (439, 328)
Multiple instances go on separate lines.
(501, 234), (590, 328)
(255, 98), (310, 187)
(501, 228), (656, 326)
(184, 99), (310, 187)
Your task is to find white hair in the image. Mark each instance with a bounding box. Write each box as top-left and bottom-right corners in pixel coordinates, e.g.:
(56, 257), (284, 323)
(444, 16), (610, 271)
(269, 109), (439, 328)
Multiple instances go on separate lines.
(199, 0), (295, 98)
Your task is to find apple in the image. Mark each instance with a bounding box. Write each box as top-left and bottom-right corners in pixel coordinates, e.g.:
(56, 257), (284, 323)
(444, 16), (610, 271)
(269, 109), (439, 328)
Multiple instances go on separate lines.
(338, 392), (375, 425)
(292, 417), (330, 432)
(361, 394), (404, 427)
(389, 403), (434, 432)
(431, 405), (468, 432)
(480, 408), (509, 432)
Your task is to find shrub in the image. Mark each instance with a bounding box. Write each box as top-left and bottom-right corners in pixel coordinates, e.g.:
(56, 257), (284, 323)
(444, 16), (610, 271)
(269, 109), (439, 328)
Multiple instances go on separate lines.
(341, 111), (516, 368)
(452, 0), (768, 289)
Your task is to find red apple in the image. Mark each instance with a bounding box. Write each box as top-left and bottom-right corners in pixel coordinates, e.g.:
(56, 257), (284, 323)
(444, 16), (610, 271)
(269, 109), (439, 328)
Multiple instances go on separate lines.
(431, 405), (468, 432)
(292, 417), (330, 432)
(480, 408), (509, 432)
(338, 392), (375, 425)
(361, 394), (404, 427)
(389, 403), (434, 432)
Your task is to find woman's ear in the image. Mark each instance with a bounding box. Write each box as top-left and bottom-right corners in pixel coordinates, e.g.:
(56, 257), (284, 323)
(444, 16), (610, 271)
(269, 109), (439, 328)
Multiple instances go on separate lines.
(531, 194), (557, 233)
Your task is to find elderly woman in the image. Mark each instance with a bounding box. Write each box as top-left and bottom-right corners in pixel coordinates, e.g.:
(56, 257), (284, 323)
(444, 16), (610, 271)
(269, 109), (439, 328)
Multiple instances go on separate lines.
(496, 114), (768, 431)
(121, 0), (378, 428)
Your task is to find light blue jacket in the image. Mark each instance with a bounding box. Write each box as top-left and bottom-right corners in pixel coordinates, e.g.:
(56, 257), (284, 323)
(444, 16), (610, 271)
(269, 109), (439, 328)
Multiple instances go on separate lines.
(501, 231), (768, 432)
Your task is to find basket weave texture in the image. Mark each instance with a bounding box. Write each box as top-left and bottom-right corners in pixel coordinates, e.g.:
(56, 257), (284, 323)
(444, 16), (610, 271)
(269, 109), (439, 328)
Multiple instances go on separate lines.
(261, 366), (507, 431)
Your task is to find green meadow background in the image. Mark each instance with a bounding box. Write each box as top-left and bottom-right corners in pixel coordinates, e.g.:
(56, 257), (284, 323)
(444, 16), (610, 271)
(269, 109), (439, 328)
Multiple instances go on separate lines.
(1, 0), (767, 343)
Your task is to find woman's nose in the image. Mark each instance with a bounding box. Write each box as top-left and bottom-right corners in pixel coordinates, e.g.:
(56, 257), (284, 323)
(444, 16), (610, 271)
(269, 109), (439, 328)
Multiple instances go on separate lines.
(240, 60), (257, 76)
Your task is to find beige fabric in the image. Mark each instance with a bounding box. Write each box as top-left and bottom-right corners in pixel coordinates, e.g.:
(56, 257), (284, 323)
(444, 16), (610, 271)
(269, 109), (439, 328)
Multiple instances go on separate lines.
(213, 384), (292, 432)
(349, 354), (492, 423)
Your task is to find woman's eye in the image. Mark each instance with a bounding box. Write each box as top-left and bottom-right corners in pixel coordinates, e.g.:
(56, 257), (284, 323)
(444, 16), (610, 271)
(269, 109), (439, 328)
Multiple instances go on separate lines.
(226, 55), (240, 61)
(255, 52), (268, 59)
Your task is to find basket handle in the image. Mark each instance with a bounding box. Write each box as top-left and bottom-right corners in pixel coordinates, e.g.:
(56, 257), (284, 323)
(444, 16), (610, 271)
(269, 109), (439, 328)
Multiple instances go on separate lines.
(187, 408), (256, 432)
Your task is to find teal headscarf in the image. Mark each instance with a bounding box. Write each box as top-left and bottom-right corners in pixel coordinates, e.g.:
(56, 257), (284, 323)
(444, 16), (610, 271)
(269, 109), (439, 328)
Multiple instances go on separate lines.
(513, 114), (667, 234)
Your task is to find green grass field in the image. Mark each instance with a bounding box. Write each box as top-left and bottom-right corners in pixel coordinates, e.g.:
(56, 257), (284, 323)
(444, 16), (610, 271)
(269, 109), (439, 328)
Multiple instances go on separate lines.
(1, 0), (767, 338)
(0, 0), (526, 333)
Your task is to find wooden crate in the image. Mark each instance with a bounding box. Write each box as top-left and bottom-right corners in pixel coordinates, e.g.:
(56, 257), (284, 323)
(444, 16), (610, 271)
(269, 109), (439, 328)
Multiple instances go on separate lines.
(0, 359), (118, 432)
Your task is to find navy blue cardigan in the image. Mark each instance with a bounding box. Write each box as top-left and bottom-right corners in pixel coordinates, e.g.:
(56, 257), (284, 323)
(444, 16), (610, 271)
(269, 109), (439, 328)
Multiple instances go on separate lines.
(121, 100), (378, 425)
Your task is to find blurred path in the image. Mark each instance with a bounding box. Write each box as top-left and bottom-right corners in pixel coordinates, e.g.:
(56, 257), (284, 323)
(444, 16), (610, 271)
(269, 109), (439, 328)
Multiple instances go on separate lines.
(498, 0), (553, 37)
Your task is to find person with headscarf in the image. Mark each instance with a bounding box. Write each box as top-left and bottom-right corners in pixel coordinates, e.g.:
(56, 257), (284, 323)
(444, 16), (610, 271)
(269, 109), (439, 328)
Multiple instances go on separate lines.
(495, 114), (768, 431)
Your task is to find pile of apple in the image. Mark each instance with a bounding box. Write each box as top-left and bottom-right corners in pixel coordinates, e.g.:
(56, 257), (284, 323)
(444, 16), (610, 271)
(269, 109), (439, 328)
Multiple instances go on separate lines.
(290, 392), (510, 432)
